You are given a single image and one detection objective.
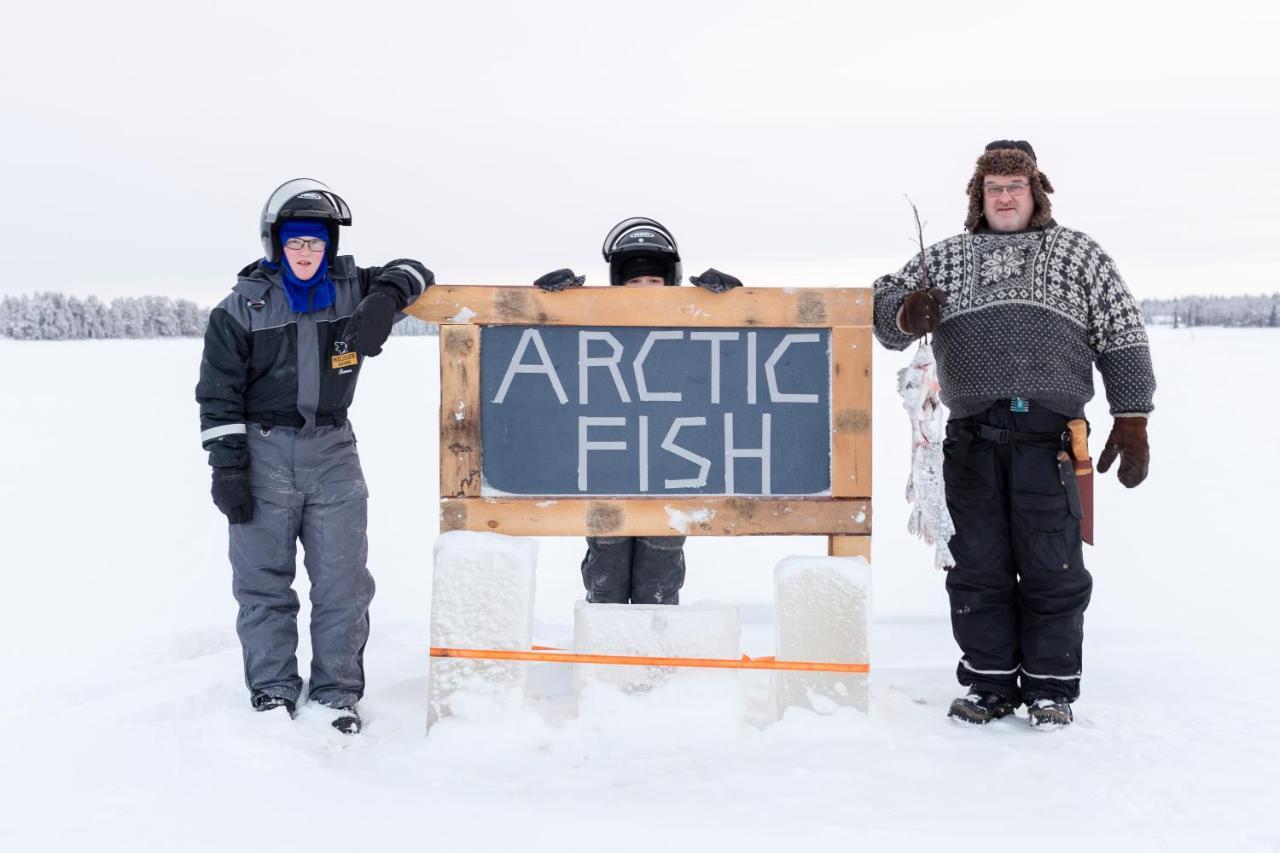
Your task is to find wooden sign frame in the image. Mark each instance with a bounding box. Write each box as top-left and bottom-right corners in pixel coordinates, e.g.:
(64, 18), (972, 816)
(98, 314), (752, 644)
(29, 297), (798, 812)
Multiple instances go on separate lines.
(405, 285), (873, 560)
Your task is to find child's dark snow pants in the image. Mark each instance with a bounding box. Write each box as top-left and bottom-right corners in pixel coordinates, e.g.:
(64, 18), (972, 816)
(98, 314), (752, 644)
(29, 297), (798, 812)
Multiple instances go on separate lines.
(581, 536), (687, 604)
(229, 421), (374, 708)
(943, 402), (1093, 706)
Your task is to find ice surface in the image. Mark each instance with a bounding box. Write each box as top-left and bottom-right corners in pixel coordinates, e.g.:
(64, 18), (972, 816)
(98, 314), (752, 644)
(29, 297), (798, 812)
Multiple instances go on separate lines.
(427, 531), (538, 729)
(8, 330), (1280, 849)
(573, 601), (742, 717)
(773, 555), (871, 716)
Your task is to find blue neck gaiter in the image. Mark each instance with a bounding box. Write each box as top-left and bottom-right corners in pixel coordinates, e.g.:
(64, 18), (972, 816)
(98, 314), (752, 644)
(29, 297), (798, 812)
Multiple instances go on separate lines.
(275, 219), (336, 313)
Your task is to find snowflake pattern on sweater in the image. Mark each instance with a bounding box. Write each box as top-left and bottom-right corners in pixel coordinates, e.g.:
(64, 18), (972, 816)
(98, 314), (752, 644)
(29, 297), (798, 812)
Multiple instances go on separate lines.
(873, 225), (1156, 419)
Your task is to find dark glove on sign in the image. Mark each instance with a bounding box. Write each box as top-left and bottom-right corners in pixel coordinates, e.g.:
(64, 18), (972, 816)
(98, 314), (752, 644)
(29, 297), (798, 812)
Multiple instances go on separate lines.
(212, 467), (254, 525)
(375, 260), (433, 304)
(343, 288), (399, 357)
(689, 268), (742, 293)
(534, 269), (585, 292)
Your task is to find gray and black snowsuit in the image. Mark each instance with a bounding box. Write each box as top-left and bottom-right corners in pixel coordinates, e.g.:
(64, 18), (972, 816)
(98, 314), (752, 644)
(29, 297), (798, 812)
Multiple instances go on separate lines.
(196, 256), (429, 707)
(873, 223), (1155, 706)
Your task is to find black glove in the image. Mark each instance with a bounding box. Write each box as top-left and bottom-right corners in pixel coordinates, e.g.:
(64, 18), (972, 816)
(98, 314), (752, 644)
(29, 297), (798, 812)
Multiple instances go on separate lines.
(373, 259), (433, 302)
(534, 269), (585, 292)
(689, 268), (742, 293)
(342, 288), (399, 357)
(898, 287), (949, 336)
(211, 467), (254, 525)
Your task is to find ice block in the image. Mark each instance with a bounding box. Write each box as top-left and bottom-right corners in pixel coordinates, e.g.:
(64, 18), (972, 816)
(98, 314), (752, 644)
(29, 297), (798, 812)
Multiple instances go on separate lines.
(427, 531), (538, 729)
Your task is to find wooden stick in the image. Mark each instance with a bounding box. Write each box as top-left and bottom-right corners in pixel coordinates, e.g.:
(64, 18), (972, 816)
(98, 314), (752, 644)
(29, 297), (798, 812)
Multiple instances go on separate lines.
(906, 195), (933, 290)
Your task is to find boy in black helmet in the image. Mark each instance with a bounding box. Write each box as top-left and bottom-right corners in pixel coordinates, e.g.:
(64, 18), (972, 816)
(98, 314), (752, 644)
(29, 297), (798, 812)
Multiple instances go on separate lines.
(535, 217), (741, 604)
(196, 178), (433, 734)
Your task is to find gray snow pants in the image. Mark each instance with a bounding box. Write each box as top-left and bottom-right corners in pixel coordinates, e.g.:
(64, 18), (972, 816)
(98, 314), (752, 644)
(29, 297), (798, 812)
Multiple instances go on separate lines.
(229, 421), (374, 707)
(581, 536), (687, 604)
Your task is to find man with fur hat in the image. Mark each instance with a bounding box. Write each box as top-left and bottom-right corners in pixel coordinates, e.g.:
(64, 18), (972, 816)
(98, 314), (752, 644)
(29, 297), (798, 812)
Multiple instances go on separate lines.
(872, 141), (1155, 730)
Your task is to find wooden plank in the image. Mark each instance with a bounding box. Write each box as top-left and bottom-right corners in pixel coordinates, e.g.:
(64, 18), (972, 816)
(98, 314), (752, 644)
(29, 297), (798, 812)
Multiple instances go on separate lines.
(830, 326), (873, 497)
(440, 497), (872, 537)
(828, 535), (872, 562)
(439, 325), (481, 497)
(407, 285), (872, 328)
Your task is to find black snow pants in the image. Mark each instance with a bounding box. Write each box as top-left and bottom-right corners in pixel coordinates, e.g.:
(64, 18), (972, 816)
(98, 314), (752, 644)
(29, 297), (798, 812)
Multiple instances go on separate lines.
(581, 536), (687, 604)
(943, 402), (1092, 705)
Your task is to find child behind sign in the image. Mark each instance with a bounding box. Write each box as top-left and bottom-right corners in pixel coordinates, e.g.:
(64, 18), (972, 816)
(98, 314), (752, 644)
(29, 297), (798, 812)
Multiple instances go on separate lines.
(534, 217), (742, 604)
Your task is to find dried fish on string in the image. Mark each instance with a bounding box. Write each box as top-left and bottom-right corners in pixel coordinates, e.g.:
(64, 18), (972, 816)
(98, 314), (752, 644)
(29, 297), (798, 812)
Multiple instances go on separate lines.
(897, 196), (955, 569)
(898, 340), (955, 569)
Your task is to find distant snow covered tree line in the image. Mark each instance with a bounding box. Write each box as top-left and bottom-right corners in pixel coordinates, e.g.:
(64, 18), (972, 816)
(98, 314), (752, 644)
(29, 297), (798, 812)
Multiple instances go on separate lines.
(1141, 294), (1280, 328)
(0, 292), (209, 340)
(2, 290), (1274, 339)
(0, 292), (438, 340)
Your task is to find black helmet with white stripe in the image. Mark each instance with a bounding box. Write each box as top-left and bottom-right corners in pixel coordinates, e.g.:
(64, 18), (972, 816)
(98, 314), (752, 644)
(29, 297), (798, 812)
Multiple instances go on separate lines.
(259, 178), (353, 263)
(601, 216), (681, 286)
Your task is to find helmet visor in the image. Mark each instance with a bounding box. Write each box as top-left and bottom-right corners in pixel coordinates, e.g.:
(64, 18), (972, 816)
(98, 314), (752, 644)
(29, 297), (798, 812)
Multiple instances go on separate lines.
(602, 216), (679, 262)
(262, 178), (352, 226)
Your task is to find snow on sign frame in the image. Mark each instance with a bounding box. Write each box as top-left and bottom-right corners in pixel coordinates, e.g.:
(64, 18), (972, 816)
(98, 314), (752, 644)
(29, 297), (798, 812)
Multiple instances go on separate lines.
(406, 285), (872, 557)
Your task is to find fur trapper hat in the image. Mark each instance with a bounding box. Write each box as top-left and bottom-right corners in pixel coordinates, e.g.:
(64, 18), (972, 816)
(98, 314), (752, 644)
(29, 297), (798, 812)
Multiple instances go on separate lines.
(964, 140), (1054, 232)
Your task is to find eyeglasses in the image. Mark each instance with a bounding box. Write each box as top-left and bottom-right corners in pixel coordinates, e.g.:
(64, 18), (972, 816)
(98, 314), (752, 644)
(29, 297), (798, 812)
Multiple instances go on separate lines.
(283, 237), (327, 251)
(984, 183), (1029, 198)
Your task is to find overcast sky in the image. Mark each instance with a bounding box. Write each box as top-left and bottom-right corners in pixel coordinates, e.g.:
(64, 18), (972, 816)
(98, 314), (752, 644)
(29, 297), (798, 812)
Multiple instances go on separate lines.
(3, 0), (1277, 303)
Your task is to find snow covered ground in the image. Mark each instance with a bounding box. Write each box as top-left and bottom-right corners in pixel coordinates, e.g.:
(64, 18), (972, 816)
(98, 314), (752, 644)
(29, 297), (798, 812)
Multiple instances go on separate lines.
(2, 327), (1277, 851)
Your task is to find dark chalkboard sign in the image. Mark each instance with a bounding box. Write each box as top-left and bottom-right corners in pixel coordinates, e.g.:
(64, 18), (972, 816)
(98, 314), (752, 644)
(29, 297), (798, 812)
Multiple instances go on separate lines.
(416, 285), (872, 541)
(479, 326), (831, 496)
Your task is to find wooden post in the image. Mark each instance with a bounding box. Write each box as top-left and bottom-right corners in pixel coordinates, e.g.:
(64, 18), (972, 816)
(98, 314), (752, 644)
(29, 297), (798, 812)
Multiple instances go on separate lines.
(828, 535), (871, 563)
(831, 325), (873, 498)
(439, 325), (481, 498)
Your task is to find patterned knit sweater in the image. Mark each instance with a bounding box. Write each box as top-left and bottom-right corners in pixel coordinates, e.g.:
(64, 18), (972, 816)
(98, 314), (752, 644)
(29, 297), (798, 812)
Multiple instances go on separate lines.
(872, 224), (1156, 419)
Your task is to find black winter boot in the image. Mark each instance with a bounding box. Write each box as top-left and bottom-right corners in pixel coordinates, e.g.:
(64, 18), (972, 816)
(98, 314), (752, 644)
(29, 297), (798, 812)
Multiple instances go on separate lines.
(251, 692), (297, 717)
(326, 705), (362, 735)
(948, 691), (1016, 725)
(1027, 698), (1073, 730)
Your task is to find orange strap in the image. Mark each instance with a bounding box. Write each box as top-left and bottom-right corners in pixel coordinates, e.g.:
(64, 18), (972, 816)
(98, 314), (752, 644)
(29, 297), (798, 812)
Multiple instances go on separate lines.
(431, 646), (869, 673)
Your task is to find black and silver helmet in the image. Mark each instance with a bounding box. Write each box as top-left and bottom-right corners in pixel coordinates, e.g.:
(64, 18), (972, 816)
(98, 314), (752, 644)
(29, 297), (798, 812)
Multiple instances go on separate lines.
(601, 216), (681, 286)
(259, 178), (352, 263)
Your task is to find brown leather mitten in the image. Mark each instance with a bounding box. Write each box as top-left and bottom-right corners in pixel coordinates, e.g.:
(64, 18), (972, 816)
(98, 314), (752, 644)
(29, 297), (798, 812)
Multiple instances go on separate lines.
(898, 288), (949, 336)
(1096, 417), (1149, 488)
